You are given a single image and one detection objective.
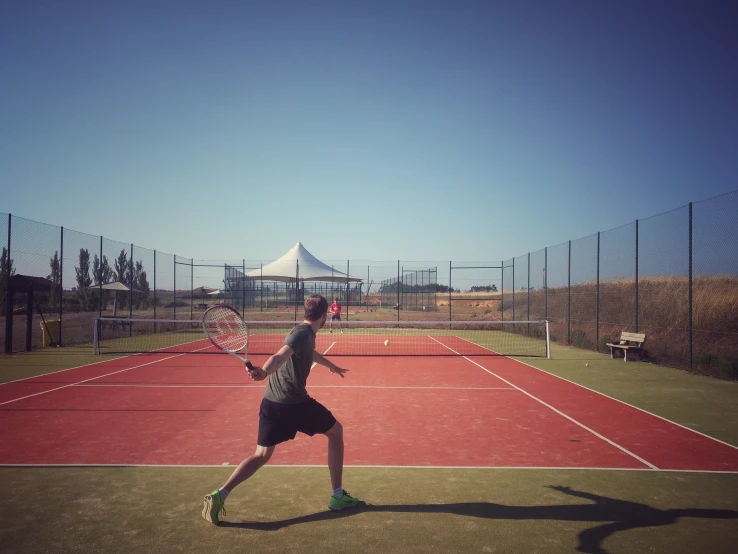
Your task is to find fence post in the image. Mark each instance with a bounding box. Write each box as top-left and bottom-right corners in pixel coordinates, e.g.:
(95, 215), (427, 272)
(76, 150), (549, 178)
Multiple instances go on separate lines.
(448, 261), (452, 322)
(544, 247), (548, 323)
(153, 250), (157, 326)
(260, 263), (263, 311)
(501, 260), (504, 323)
(689, 202), (693, 369)
(346, 260), (351, 321)
(98, 236), (103, 322)
(129, 244), (133, 335)
(596, 232), (600, 351)
(527, 252), (530, 335)
(294, 260), (299, 322)
(512, 257), (515, 321)
(397, 260), (401, 323)
(567, 240), (571, 345)
(190, 258), (194, 320)
(635, 220), (639, 332)
(242, 259), (246, 317)
(59, 227), (64, 347)
(3, 214), (11, 354)
(173, 255), (177, 320)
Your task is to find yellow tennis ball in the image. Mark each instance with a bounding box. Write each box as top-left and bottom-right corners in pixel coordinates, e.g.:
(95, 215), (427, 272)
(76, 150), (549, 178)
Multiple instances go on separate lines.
(384, 340), (390, 346)
(585, 363), (589, 367)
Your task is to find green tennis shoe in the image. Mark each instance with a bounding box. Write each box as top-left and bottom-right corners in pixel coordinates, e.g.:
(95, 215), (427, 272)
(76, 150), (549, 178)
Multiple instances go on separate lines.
(202, 490), (226, 524)
(329, 490), (359, 511)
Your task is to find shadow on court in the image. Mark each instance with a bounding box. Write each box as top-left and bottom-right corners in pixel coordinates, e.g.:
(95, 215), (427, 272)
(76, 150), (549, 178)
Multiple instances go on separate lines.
(219, 486), (738, 554)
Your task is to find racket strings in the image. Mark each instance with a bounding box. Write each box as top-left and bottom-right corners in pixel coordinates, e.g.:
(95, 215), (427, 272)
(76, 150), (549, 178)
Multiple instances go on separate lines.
(204, 307), (248, 352)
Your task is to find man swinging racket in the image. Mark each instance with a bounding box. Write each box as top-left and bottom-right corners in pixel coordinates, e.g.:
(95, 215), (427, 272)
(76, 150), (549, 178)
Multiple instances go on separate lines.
(203, 295), (360, 524)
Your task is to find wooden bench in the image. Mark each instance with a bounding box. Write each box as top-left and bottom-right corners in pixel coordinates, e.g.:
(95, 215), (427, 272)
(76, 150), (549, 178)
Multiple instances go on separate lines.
(606, 332), (646, 362)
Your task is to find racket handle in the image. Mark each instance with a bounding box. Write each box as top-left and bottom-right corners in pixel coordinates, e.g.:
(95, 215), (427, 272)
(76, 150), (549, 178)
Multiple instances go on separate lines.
(245, 361), (254, 371)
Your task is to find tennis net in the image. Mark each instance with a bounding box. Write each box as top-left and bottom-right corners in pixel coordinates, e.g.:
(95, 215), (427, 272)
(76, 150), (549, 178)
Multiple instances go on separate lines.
(93, 318), (550, 358)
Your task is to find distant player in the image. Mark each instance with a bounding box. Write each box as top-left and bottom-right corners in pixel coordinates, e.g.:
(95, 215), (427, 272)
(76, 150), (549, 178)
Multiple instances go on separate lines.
(329, 297), (342, 333)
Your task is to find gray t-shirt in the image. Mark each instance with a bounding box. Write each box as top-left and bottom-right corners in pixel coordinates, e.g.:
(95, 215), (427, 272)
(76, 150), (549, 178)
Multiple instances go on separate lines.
(263, 323), (316, 404)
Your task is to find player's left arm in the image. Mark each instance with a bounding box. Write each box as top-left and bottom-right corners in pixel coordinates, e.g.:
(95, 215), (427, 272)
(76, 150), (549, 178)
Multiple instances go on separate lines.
(313, 351), (348, 378)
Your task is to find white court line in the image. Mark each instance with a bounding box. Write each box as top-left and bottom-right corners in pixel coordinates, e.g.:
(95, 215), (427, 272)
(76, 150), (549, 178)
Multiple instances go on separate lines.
(427, 336), (659, 470)
(1, 463), (736, 474)
(0, 345), (214, 407)
(309, 342), (336, 371)
(72, 383), (516, 390)
(509, 356), (738, 452)
(0, 353), (129, 386)
(449, 333), (738, 452)
(0, 331), (222, 388)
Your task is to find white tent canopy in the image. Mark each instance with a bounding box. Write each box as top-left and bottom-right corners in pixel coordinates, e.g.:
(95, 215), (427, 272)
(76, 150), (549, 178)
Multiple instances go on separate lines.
(99, 282), (144, 293)
(245, 242), (361, 283)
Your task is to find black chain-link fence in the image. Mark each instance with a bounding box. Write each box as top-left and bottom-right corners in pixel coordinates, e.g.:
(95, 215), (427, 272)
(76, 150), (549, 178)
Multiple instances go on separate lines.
(2, 190), (738, 377)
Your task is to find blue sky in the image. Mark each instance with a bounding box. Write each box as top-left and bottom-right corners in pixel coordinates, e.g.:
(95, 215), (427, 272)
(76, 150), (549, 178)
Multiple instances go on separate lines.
(2, 0), (737, 273)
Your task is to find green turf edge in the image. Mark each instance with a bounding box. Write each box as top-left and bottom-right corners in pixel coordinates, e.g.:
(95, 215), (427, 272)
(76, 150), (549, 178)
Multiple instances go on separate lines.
(1, 467), (737, 554)
(512, 341), (738, 447)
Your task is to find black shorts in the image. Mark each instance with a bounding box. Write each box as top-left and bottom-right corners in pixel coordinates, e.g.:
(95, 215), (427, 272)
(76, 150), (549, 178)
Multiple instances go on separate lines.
(257, 397), (336, 447)
(331, 315), (341, 321)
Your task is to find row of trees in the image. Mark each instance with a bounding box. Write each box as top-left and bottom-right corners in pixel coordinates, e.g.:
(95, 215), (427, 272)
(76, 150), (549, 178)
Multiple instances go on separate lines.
(74, 248), (151, 311)
(379, 283), (458, 293)
(0, 247), (152, 314)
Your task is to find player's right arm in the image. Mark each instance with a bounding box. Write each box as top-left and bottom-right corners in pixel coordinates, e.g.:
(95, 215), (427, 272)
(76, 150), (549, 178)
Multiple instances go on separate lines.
(252, 345), (293, 381)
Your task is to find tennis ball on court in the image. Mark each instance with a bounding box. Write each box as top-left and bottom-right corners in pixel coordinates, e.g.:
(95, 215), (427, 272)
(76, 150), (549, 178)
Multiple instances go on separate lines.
(585, 363), (589, 367)
(384, 340), (390, 346)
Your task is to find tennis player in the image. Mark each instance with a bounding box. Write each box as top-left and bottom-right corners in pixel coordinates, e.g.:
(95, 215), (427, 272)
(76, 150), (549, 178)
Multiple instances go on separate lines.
(329, 297), (342, 333)
(202, 294), (359, 524)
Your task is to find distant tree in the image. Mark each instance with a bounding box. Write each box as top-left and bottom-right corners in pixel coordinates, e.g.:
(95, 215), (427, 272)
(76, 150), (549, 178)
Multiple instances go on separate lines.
(133, 260), (150, 309)
(114, 249), (129, 308)
(75, 248), (92, 311)
(47, 251), (60, 309)
(469, 285), (499, 293)
(0, 247), (16, 305)
(93, 254), (113, 309)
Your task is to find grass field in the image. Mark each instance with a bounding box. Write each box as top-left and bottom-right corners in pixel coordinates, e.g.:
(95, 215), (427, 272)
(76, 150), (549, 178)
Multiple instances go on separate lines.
(1, 340), (737, 553)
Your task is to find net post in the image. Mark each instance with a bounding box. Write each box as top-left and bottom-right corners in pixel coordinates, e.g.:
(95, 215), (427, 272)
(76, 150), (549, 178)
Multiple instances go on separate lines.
(93, 317), (99, 355)
(545, 320), (551, 359)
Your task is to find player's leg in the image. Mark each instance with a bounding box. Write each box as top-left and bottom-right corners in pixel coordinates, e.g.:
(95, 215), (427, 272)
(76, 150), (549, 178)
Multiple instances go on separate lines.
(295, 398), (359, 510)
(223, 444), (275, 491)
(203, 398), (291, 524)
(203, 445), (274, 524)
(324, 420), (359, 510)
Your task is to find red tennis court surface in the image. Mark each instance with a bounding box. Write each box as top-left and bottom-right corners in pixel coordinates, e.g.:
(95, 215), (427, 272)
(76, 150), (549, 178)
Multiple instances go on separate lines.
(1, 347), (737, 472)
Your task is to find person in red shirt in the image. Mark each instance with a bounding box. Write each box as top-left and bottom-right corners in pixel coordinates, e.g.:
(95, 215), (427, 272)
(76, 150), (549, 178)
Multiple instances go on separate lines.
(329, 298), (342, 333)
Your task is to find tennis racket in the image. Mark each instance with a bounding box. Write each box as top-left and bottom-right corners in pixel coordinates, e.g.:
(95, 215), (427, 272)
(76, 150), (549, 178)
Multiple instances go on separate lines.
(202, 305), (255, 372)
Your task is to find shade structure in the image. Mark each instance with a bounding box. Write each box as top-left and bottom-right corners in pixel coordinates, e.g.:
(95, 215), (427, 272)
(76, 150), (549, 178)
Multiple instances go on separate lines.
(99, 282), (144, 293)
(245, 242), (361, 283)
